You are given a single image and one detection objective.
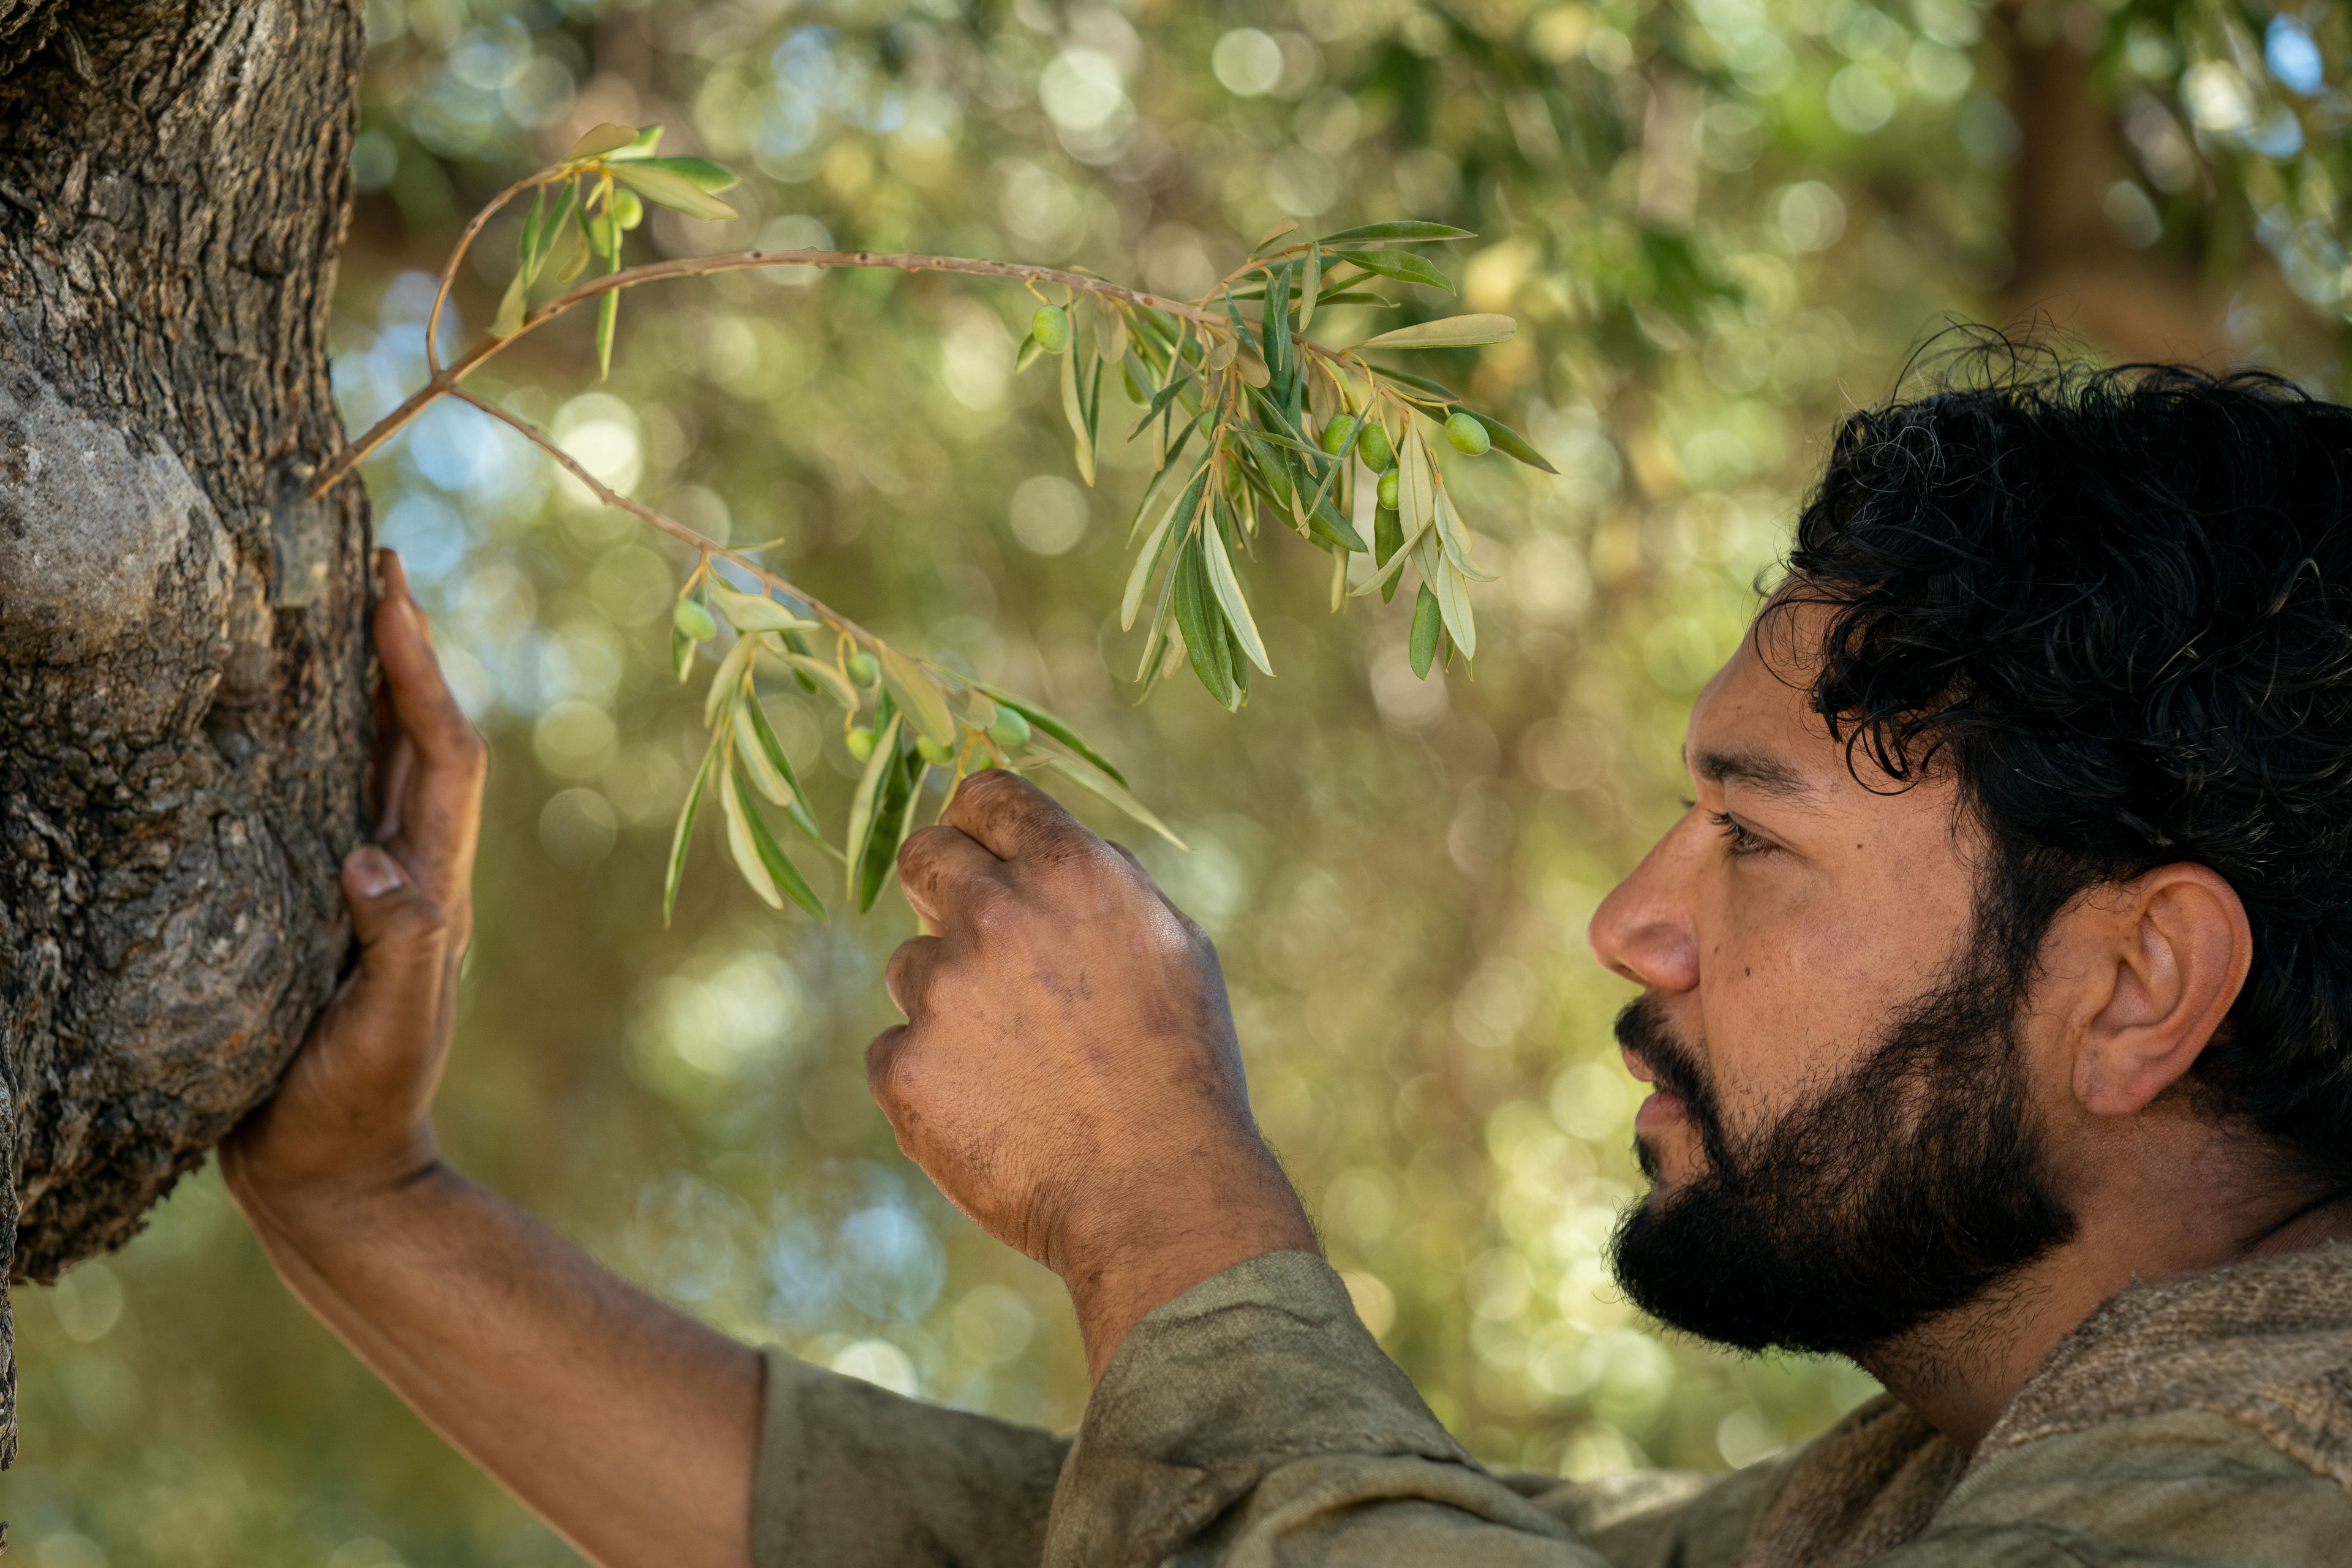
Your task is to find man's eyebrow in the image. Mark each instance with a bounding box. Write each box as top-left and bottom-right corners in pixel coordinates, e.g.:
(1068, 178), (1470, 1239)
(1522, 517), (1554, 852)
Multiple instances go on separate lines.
(1687, 747), (1820, 802)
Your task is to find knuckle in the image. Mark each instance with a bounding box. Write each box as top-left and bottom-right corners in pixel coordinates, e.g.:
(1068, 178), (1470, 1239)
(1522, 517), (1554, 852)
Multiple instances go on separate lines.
(380, 891), (451, 944)
(896, 825), (948, 876)
(964, 877), (1021, 933)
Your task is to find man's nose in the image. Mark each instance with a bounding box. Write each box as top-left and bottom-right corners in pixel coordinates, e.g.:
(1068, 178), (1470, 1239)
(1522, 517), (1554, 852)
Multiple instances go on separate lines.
(1588, 823), (1702, 993)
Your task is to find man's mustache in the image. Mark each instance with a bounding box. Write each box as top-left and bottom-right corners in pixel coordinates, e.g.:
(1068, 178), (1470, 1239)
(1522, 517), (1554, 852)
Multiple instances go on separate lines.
(1613, 998), (1711, 1107)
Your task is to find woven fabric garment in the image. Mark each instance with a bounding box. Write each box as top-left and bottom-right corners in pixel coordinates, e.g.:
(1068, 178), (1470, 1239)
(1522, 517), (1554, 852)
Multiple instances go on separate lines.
(751, 1245), (2352, 1566)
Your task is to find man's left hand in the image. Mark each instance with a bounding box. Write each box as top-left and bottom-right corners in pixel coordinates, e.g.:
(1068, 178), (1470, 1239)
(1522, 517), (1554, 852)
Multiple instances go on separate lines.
(871, 769), (1317, 1378)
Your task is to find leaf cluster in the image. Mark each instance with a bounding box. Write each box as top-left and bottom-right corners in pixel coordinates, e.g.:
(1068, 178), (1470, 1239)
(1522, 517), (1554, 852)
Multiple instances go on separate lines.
(1017, 219), (1555, 708)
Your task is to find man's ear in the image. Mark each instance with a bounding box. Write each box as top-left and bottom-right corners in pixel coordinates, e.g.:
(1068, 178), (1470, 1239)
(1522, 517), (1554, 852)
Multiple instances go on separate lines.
(2069, 864), (2252, 1118)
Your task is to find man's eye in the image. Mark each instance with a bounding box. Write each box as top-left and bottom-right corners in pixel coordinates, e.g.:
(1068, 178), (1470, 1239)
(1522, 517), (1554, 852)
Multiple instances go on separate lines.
(1708, 810), (1770, 857)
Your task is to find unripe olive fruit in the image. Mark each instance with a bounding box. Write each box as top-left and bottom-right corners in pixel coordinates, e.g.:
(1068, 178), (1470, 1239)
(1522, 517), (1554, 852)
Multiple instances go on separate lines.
(1444, 410), (1491, 456)
(916, 736), (956, 765)
(988, 707), (1033, 748)
(1357, 418), (1393, 472)
(1319, 414), (1356, 455)
(846, 650), (880, 687)
(612, 188), (645, 230)
(673, 598), (717, 641)
(846, 725), (876, 762)
(1376, 469), (1400, 511)
(1032, 304), (1071, 353)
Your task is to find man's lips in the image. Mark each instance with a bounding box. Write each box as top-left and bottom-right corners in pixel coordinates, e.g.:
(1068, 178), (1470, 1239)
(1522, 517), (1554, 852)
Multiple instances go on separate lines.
(1633, 1087), (1688, 1136)
(1620, 1046), (1689, 1136)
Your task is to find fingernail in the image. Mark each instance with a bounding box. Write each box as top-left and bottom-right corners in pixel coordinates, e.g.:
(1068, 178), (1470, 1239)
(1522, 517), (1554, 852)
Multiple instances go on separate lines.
(347, 846), (405, 897)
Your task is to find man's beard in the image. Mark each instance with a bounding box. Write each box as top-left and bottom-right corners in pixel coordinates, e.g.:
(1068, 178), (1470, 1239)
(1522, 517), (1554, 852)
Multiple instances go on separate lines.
(1607, 928), (2076, 1359)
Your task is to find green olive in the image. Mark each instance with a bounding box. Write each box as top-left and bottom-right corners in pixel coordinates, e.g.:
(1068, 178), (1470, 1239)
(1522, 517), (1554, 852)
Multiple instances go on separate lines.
(1444, 410), (1491, 456)
(916, 736), (956, 765)
(611, 188), (645, 230)
(1357, 418), (1393, 472)
(846, 650), (880, 687)
(673, 598), (717, 641)
(1032, 304), (1071, 353)
(1319, 414), (1357, 454)
(988, 708), (1033, 748)
(1376, 469), (1400, 511)
(846, 725), (876, 762)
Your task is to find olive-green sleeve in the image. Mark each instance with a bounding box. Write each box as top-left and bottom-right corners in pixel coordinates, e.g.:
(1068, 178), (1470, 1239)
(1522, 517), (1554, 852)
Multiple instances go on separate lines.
(750, 1346), (1069, 1567)
(1873, 1407), (2352, 1567)
(1041, 1249), (1777, 1568)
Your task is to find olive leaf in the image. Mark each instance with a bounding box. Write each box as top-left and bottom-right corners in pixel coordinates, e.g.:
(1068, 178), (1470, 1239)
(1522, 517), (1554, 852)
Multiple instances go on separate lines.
(718, 763), (785, 910)
(709, 579), (816, 633)
(857, 746), (925, 912)
(1202, 510), (1273, 677)
(1060, 339), (1096, 484)
(1341, 249), (1455, 293)
(611, 162), (739, 223)
(1433, 482), (1497, 583)
(627, 155), (741, 193)
(1298, 241), (1320, 334)
(1033, 752), (1186, 849)
(880, 647), (955, 750)
(775, 647), (857, 712)
(725, 758), (825, 919)
(1122, 458), (1208, 629)
(843, 712), (905, 899)
(491, 267), (529, 340)
(742, 690), (831, 848)
(1409, 584), (1444, 679)
(1357, 314), (1517, 350)
(703, 631), (759, 725)
(1317, 220), (1477, 246)
(731, 702), (794, 806)
(566, 122), (638, 159)
(664, 731), (724, 925)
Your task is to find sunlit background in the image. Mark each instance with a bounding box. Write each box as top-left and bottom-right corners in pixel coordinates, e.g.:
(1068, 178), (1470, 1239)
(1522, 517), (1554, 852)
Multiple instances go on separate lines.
(9, 0), (2348, 1561)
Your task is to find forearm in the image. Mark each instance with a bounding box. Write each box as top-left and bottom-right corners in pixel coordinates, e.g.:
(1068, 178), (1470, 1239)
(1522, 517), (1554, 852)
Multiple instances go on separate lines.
(235, 1161), (759, 1568)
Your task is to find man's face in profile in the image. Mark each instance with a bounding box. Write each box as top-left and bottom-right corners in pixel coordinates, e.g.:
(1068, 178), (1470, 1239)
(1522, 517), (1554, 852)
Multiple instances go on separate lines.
(1587, 604), (2075, 1358)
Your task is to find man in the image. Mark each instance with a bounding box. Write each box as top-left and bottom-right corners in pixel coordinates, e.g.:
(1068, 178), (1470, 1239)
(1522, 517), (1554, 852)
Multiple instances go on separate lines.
(227, 363), (2352, 1567)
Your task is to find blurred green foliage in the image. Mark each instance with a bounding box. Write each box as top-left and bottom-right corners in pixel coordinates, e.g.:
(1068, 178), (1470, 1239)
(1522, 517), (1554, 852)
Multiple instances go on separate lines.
(6, 0), (2345, 1561)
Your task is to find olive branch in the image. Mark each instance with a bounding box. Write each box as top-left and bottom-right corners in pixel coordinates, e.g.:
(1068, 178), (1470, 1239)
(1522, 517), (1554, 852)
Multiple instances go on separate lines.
(314, 121), (1556, 925)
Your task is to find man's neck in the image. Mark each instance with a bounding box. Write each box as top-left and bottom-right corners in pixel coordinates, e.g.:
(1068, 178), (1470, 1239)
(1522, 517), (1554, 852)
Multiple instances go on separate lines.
(1858, 1145), (2352, 1450)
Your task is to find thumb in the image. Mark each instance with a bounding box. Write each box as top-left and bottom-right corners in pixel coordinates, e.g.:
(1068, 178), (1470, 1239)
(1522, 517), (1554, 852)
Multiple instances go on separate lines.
(343, 845), (451, 990)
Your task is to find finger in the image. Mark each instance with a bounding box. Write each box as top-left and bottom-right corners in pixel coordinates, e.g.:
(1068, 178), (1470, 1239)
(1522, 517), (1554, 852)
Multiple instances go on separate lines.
(884, 933), (948, 1019)
(374, 731), (417, 845)
(896, 825), (1006, 935)
(943, 767), (1095, 864)
(341, 845), (452, 1019)
(372, 556), (486, 908)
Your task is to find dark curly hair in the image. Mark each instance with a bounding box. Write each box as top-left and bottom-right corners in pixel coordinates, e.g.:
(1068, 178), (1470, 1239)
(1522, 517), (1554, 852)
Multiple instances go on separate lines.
(1777, 345), (2352, 1188)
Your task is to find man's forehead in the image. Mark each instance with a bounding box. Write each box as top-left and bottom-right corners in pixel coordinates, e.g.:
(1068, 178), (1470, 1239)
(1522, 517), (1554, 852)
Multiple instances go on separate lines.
(1679, 625), (1841, 797)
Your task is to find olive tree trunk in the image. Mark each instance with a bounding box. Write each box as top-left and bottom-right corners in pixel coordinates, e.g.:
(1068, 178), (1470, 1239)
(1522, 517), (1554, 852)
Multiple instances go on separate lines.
(0, 0), (371, 1465)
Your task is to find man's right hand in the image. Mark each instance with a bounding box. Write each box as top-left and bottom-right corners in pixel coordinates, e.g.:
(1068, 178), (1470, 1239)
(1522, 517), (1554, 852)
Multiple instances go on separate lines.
(222, 548), (486, 1213)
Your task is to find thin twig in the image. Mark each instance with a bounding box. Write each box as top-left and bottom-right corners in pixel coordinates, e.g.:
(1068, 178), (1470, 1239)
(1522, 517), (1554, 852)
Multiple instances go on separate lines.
(447, 386), (883, 650)
(427, 172), (554, 372)
(312, 246), (1352, 501)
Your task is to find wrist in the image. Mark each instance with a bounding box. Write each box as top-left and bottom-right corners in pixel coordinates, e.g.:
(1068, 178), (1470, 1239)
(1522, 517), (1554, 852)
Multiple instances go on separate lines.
(1054, 1141), (1317, 1380)
(222, 1133), (448, 1248)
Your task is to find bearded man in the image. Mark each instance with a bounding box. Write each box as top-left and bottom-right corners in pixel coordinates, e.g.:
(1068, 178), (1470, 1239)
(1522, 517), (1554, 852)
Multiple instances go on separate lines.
(226, 363), (2352, 1566)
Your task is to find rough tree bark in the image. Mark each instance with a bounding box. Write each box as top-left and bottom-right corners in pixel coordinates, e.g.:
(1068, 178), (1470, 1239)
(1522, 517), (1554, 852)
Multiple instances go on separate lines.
(0, 0), (370, 1464)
